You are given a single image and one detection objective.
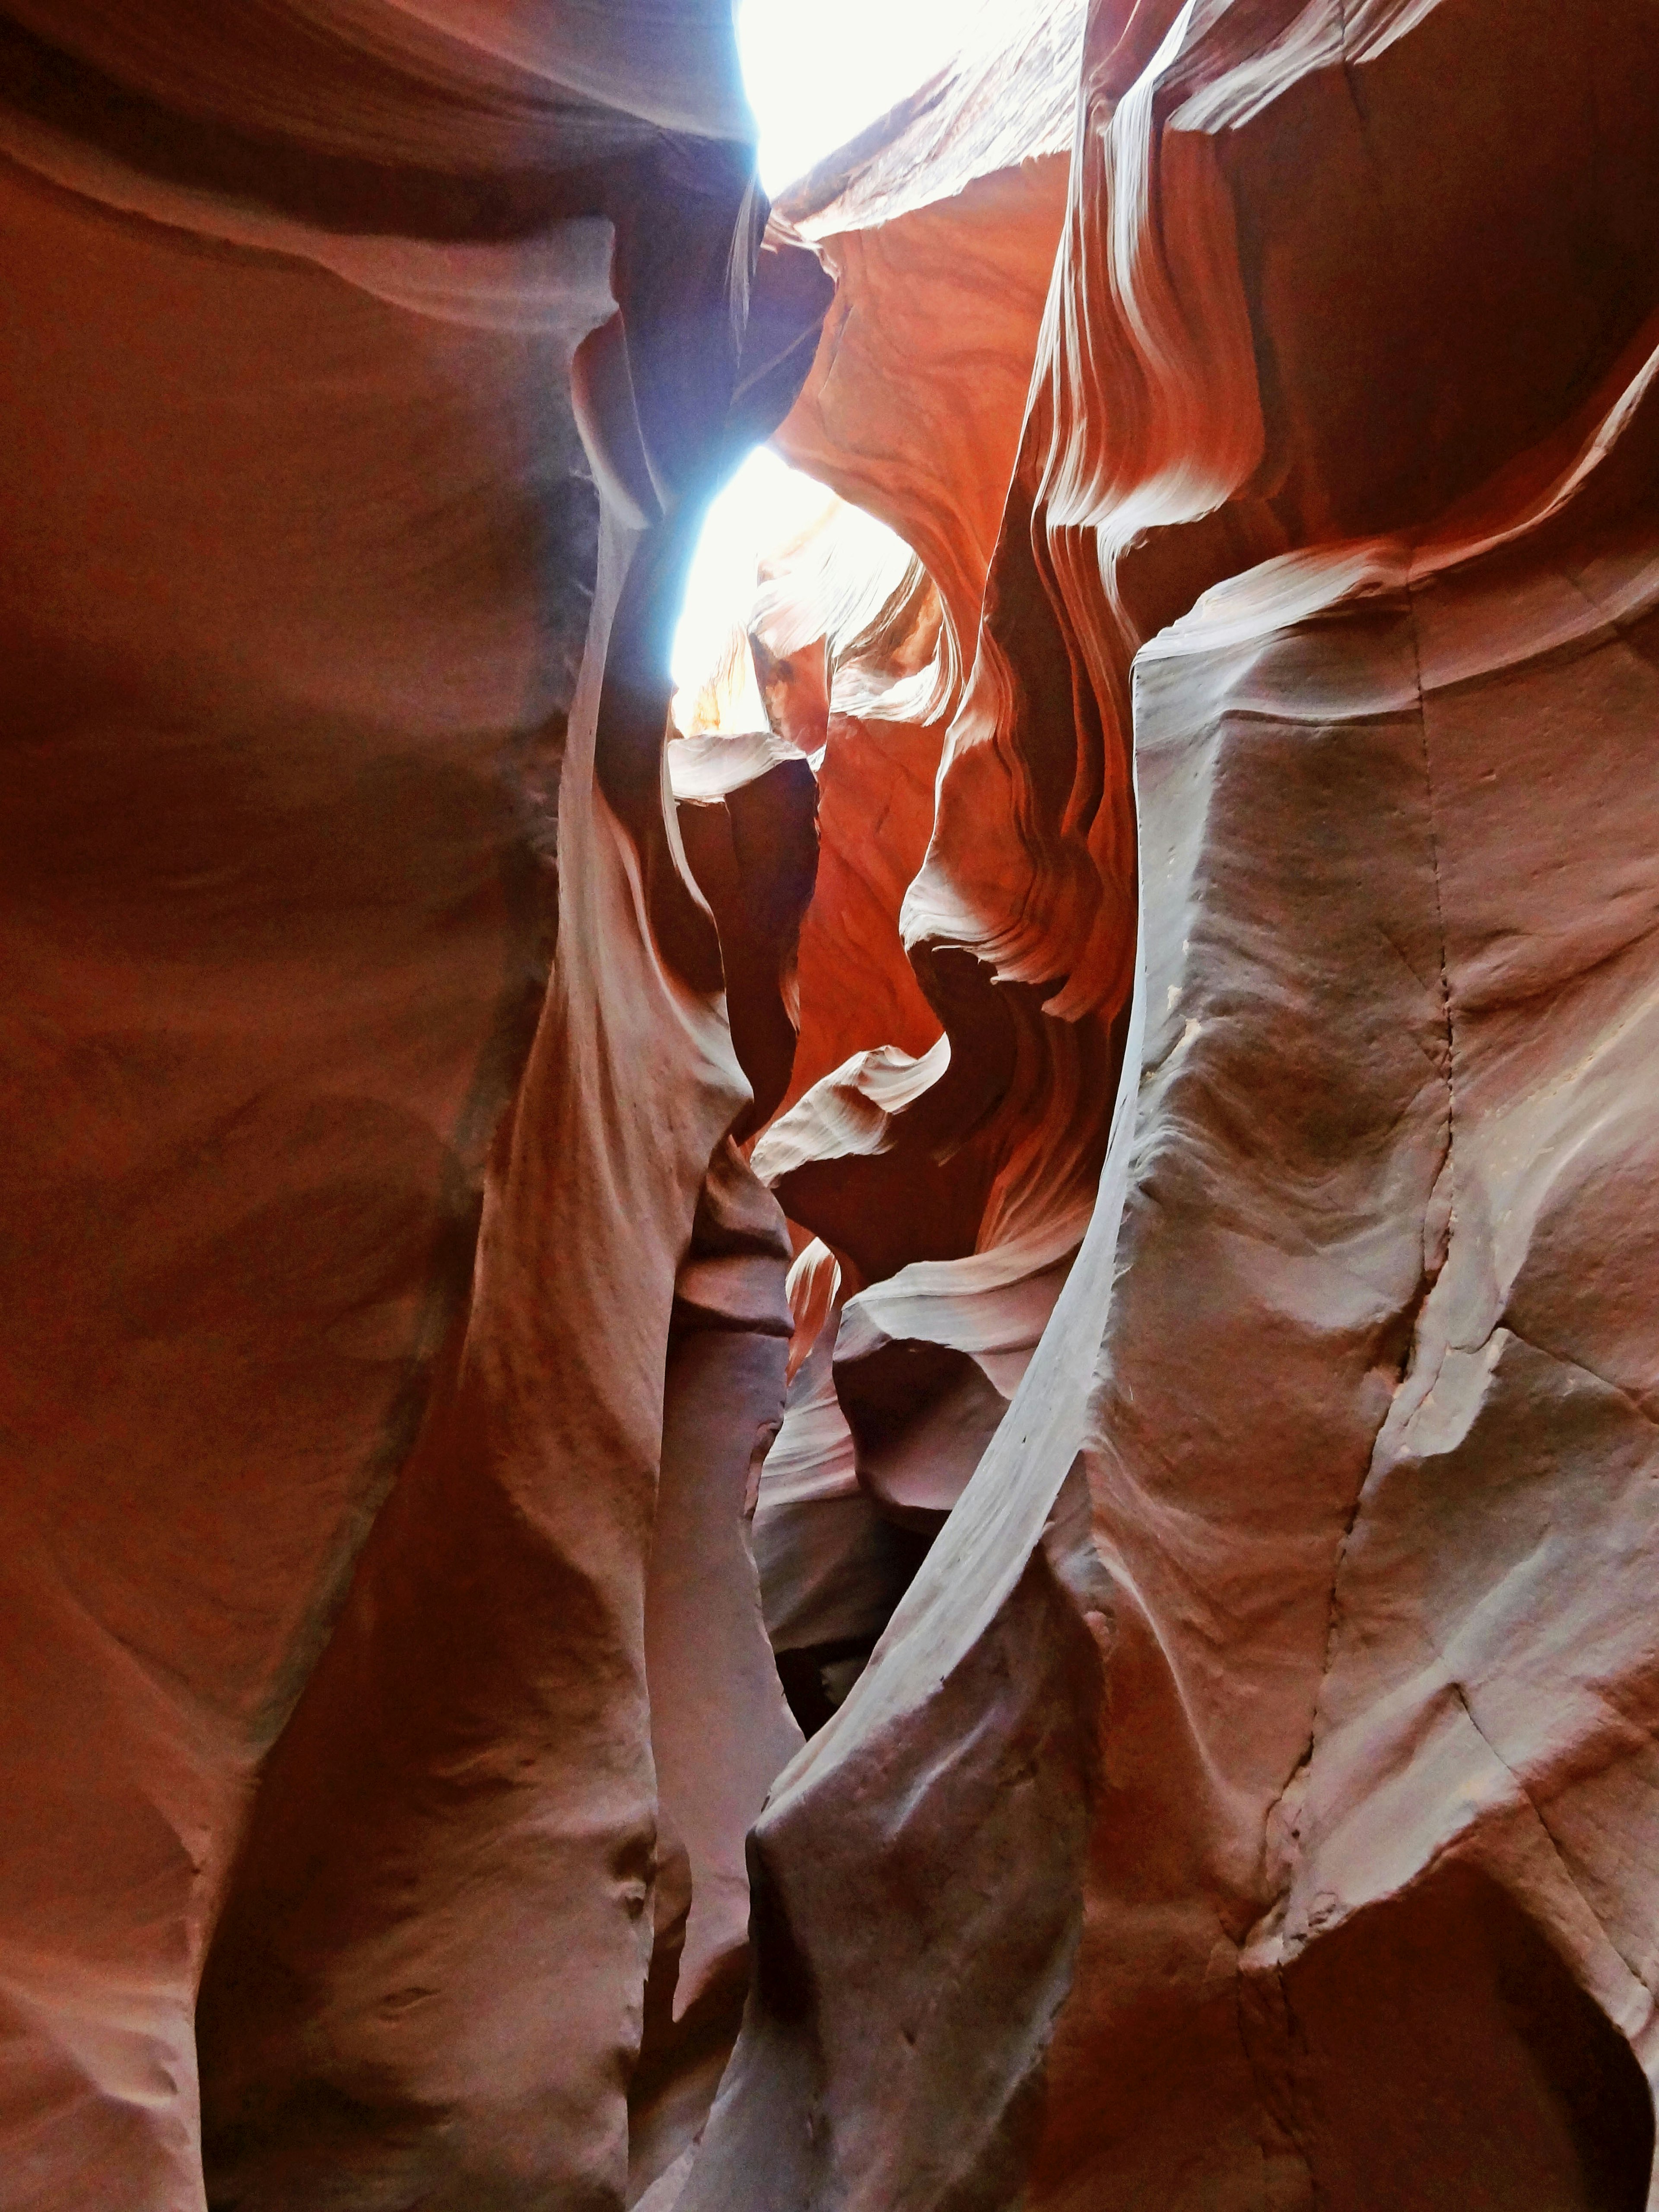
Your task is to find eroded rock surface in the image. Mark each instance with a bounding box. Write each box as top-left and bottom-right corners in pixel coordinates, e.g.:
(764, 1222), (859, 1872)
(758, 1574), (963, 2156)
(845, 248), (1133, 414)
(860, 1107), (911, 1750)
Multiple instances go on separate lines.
(681, 5), (1659, 2210)
(7, 0), (1659, 2208)
(0, 6), (827, 2207)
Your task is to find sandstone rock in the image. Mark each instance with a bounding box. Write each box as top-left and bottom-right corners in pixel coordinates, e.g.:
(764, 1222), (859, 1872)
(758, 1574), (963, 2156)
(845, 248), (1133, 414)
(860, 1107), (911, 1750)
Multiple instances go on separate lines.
(744, 0), (1124, 1555)
(671, 737), (819, 1140)
(751, 1241), (931, 1736)
(774, 0), (1083, 671)
(683, 3), (1659, 2208)
(753, 508), (950, 1117)
(0, 8), (828, 2207)
(11, 0), (1659, 2206)
(628, 1140), (803, 2206)
(194, 248), (824, 2212)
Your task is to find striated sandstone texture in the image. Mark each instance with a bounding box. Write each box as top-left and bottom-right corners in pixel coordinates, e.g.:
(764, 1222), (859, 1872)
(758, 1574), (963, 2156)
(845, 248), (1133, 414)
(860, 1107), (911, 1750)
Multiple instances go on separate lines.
(0, 4), (828, 2207)
(7, 0), (1659, 2208)
(684, 2), (1659, 2209)
(744, 0), (1118, 1643)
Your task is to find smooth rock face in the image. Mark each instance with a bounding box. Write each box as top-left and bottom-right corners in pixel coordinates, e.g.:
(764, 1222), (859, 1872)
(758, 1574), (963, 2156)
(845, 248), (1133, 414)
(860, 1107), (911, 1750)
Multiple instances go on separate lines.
(9, 0), (1659, 2209)
(0, 6), (827, 2208)
(687, 3), (1659, 2210)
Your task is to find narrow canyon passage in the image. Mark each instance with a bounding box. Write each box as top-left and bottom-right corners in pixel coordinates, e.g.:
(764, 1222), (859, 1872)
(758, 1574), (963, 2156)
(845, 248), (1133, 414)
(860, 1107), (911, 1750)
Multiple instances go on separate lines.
(3, 4), (1659, 2210)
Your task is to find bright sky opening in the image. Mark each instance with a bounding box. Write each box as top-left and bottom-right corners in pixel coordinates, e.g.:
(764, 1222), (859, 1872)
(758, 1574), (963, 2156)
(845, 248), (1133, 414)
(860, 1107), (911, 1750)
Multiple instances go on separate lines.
(668, 0), (965, 698)
(671, 450), (836, 697)
(740, 0), (965, 199)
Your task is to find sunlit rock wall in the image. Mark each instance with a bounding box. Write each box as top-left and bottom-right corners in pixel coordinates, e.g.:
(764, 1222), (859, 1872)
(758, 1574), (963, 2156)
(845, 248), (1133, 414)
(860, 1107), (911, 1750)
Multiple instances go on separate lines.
(744, 0), (1115, 1675)
(8, 0), (1659, 2207)
(683, 2), (1659, 2208)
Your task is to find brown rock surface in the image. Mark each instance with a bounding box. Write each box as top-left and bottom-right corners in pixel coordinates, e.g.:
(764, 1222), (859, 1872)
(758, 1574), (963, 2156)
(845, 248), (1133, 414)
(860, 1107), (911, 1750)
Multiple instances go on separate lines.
(0, 6), (827, 2208)
(747, 0), (1125, 1596)
(10, 0), (1659, 2206)
(684, 3), (1659, 2209)
(745, 500), (950, 1113)
(773, 0), (1082, 672)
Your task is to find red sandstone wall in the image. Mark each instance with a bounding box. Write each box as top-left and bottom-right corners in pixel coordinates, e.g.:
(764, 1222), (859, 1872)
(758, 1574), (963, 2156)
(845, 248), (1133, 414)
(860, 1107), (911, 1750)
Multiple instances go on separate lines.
(6, 0), (1659, 2208)
(0, 8), (827, 2206)
(686, 5), (1659, 2209)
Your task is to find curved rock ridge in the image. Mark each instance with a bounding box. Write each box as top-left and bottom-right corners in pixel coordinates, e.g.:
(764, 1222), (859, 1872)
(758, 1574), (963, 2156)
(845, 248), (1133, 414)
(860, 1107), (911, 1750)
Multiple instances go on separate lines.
(0, 5), (832, 2207)
(774, 0), (1084, 677)
(738, 0), (1125, 1610)
(10, 0), (1659, 2206)
(675, 3), (1659, 2209)
(667, 490), (952, 1151)
(747, 498), (955, 1114)
(751, 1240), (929, 1738)
(664, 497), (968, 1690)
(671, 732), (819, 1142)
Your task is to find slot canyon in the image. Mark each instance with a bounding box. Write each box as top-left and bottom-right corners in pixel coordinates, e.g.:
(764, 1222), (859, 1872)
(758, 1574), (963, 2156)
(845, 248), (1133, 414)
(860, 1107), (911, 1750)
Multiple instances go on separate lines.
(5, 0), (1659, 2206)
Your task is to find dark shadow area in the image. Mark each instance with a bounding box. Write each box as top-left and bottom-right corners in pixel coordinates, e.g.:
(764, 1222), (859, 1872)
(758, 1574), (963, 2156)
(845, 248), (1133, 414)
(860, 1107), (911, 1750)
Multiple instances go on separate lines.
(1279, 1859), (1654, 2211)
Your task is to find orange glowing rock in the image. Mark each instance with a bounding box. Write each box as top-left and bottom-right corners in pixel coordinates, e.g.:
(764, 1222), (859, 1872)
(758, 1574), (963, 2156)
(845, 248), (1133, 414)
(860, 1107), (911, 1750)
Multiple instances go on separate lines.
(683, 5), (1659, 2210)
(10, 0), (1659, 2208)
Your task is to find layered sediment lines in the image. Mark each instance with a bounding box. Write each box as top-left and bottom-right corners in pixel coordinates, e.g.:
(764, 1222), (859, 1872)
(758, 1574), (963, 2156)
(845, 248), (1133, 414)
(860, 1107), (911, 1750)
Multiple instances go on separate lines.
(746, 0), (1118, 1624)
(688, 2), (1659, 2208)
(7, 0), (1659, 2208)
(0, 7), (827, 2207)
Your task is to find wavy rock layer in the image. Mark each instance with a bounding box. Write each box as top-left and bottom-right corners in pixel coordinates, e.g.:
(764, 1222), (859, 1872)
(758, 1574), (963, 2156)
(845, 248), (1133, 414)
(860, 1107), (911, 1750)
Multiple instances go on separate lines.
(748, 0), (1117, 1612)
(686, 2), (1659, 2209)
(7, 0), (1659, 2208)
(0, 6), (828, 2209)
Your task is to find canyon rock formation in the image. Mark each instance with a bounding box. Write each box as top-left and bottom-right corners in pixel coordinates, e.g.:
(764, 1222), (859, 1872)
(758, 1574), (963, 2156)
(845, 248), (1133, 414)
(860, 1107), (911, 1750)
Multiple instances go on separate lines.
(0, 6), (827, 2205)
(5, 1), (1659, 2210)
